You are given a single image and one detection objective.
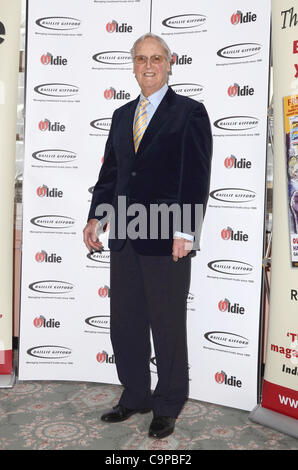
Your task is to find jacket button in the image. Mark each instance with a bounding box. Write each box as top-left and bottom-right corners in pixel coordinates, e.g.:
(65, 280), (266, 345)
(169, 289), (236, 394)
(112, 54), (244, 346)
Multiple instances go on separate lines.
(131, 171), (137, 176)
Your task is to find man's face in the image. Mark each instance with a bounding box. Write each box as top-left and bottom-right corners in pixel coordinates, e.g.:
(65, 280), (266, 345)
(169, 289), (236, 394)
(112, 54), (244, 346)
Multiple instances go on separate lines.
(133, 37), (171, 97)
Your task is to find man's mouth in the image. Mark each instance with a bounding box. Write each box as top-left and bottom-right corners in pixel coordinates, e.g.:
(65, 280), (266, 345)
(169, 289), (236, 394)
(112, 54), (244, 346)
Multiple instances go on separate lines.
(143, 72), (155, 77)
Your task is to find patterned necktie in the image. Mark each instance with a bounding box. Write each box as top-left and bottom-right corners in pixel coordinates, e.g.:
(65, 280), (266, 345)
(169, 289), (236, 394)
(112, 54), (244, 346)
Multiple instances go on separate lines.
(133, 98), (149, 152)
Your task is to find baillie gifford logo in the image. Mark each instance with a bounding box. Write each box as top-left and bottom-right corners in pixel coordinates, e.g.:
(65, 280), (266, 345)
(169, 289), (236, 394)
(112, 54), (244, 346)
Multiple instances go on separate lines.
(221, 227), (249, 242)
(93, 51), (132, 66)
(215, 370), (242, 388)
(218, 298), (245, 315)
(106, 20), (132, 33)
(36, 17), (81, 31)
(209, 188), (256, 203)
(32, 149), (77, 164)
(231, 11), (257, 25)
(104, 87), (130, 100)
(162, 14), (206, 30)
(217, 43), (262, 60)
(207, 259), (253, 276)
(213, 116), (259, 131)
(30, 215), (75, 230)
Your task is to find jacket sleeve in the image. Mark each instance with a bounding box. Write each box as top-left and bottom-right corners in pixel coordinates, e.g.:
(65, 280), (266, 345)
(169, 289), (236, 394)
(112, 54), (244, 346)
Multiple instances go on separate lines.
(87, 112), (118, 222)
(177, 103), (213, 249)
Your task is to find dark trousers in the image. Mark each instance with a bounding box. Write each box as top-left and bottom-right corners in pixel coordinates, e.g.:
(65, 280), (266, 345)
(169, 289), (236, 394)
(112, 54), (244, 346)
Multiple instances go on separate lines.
(110, 239), (191, 418)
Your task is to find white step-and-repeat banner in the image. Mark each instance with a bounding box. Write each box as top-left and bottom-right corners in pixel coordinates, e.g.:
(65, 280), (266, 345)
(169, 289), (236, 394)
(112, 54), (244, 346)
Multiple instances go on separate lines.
(19, 0), (271, 412)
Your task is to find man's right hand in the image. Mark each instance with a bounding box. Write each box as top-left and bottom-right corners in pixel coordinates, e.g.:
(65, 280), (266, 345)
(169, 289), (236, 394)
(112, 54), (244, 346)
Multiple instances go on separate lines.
(83, 219), (103, 252)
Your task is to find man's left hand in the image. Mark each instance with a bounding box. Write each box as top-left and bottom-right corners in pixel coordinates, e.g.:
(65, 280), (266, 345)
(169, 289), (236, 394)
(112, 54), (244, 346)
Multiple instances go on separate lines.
(172, 238), (193, 262)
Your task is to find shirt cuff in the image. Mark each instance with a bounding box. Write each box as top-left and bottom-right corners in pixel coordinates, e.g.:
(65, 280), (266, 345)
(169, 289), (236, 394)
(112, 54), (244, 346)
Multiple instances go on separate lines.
(174, 231), (194, 242)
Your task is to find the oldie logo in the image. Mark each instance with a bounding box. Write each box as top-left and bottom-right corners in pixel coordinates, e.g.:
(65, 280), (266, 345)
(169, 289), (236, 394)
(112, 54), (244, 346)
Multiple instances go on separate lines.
(217, 43), (262, 59)
(218, 298), (245, 315)
(105, 20), (132, 33)
(208, 260), (253, 276)
(0, 21), (5, 45)
(38, 120), (66, 132)
(36, 17), (81, 31)
(93, 51), (131, 65)
(104, 87), (130, 100)
(96, 350), (115, 363)
(231, 11), (257, 25)
(27, 345), (72, 359)
(35, 250), (62, 263)
(29, 280), (74, 294)
(162, 14), (206, 29)
(221, 227), (249, 242)
(30, 215), (75, 229)
(90, 118), (112, 132)
(224, 155), (252, 169)
(204, 331), (249, 348)
(227, 83), (254, 97)
(172, 53), (192, 65)
(98, 285), (110, 298)
(34, 83), (78, 97)
(33, 316), (60, 329)
(170, 83), (203, 98)
(85, 315), (110, 330)
(87, 250), (110, 265)
(40, 53), (68, 66)
(32, 149), (77, 164)
(36, 185), (63, 198)
(209, 188), (256, 203)
(213, 116), (259, 131)
(215, 370), (242, 388)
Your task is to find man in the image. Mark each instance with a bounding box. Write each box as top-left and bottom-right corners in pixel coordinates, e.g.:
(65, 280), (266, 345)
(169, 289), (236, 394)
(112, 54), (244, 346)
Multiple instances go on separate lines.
(83, 33), (212, 439)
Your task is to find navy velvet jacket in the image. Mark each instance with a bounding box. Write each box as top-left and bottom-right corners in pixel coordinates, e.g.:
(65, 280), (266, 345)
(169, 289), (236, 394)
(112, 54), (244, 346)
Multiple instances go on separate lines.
(88, 86), (212, 255)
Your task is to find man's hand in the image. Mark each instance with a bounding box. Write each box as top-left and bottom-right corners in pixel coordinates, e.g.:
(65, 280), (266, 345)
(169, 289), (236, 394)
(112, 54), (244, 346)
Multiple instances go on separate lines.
(172, 238), (193, 262)
(83, 219), (103, 252)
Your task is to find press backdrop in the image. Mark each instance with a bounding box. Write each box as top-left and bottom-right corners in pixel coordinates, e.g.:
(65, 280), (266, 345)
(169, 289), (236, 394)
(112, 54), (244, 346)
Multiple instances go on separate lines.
(19, 0), (271, 412)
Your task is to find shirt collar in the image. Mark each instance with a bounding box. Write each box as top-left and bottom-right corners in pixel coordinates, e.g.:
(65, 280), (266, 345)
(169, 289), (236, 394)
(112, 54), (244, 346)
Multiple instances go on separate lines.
(139, 83), (168, 108)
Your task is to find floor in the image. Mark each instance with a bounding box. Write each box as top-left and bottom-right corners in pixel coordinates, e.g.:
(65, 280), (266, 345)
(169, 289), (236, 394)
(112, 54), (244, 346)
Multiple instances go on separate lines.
(0, 379), (297, 450)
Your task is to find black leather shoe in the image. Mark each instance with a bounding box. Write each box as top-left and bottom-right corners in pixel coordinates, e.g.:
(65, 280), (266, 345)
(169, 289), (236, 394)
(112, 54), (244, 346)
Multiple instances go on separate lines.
(101, 404), (151, 423)
(148, 416), (176, 439)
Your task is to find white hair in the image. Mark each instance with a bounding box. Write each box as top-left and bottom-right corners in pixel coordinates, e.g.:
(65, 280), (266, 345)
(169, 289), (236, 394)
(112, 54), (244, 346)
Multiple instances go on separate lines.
(130, 33), (172, 62)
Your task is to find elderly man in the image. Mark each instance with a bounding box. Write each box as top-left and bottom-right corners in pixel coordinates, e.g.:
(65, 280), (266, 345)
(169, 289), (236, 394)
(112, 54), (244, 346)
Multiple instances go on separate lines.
(83, 33), (212, 439)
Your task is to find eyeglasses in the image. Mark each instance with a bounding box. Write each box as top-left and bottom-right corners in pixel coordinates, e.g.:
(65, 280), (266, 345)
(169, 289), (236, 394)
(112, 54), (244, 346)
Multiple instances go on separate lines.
(133, 55), (167, 65)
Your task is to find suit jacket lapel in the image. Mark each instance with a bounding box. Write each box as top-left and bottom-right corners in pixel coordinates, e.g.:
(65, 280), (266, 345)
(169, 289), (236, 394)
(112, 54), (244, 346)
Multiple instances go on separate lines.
(136, 87), (176, 156)
(121, 97), (139, 157)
